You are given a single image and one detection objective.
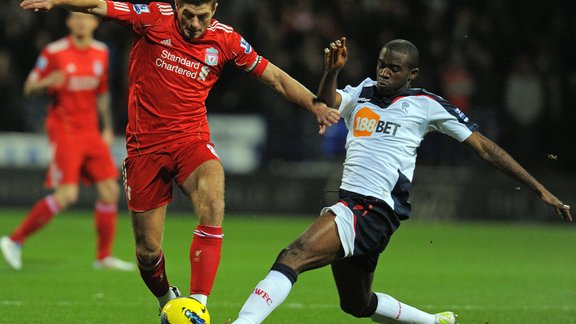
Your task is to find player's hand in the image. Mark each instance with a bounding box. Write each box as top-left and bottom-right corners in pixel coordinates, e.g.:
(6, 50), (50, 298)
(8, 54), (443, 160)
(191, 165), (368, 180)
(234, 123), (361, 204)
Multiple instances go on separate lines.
(20, 0), (56, 11)
(311, 101), (339, 134)
(540, 191), (572, 222)
(324, 37), (347, 73)
(45, 70), (66, 88)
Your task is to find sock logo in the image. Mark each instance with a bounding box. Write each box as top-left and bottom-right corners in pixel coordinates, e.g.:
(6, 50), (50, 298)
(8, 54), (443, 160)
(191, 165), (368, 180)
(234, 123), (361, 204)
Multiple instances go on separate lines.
(253, 288), (273, 305)
(194, 250), (202, 263)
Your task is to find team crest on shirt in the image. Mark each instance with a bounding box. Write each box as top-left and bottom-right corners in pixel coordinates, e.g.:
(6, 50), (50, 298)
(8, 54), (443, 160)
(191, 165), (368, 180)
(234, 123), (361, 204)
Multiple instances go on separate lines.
(93, 60), (103, 76)
(205, 47), (219, 66)
(240, 37), (252, 54)
(133, 4), (150, 14)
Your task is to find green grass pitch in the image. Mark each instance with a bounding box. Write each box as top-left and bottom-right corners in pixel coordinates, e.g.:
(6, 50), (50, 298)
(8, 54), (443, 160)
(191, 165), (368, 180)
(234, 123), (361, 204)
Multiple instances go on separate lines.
(0, 208), (575, 323)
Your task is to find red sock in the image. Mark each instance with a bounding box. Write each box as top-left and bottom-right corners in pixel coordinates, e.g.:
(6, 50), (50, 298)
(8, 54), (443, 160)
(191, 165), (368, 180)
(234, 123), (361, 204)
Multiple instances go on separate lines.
(138, 252), (170, 297)
(11, 195), (60, 244)
(94, 201), (117, 260)
(190, 225), (223, 296)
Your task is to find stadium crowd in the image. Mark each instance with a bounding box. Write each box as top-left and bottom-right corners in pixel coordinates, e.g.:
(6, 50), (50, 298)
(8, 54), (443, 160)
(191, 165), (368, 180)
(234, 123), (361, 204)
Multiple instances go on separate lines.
(1, 0), (575, 168)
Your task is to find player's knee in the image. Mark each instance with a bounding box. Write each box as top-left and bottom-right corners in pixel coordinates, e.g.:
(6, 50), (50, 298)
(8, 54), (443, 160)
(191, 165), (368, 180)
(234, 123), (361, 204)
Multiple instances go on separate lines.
(135, 245), (162, 265)
(198, 197), (224, 225)
(98, 180), (120, 203)
(55, 190), (79, 208)
(275, 246), (309, 273)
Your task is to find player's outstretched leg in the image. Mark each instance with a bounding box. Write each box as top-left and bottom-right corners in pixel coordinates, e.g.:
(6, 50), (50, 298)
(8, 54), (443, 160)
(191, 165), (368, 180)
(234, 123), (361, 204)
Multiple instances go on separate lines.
(233, 264), (297, 324)
(1, 195), (61, 270)
(234, 212), (342, 323)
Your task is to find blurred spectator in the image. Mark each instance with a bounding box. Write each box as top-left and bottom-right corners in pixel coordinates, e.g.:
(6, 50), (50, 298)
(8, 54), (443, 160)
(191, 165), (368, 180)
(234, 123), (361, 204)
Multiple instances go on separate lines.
(504, 54), (544, 165)
(0, 50), (25, 131)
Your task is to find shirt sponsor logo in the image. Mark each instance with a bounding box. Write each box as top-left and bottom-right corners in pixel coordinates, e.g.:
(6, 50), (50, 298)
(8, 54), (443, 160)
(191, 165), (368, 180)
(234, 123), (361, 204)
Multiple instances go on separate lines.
(132, 4), (150, 14)
(205, 47), (218, 66)
(156, 49), (211, 81)
(353, 107), (401, 137)
(240, 37), (252, 54)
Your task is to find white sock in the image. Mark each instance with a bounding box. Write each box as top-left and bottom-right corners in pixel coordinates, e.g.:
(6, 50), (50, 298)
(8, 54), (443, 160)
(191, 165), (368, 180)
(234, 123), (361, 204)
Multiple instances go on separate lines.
(158, 287), (179, 309)
(190, 294), (208, 306)
(371, 292), (435, 324)
(233, 270), (293, 324)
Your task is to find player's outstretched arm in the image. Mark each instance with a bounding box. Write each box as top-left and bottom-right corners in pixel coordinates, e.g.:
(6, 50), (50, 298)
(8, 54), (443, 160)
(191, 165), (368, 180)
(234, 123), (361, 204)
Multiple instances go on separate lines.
(317, 37), (347, 108)
(258, 62), (339, 134)
(23, 70), (66, 97)
(465, 131), (572, 221)
(20, 0), (107, 16)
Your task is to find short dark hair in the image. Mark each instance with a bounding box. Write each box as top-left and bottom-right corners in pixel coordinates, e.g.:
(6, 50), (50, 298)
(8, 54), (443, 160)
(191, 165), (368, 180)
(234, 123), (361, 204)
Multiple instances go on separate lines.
(383, 39), (419, 69)
(176, 0), (217, 5)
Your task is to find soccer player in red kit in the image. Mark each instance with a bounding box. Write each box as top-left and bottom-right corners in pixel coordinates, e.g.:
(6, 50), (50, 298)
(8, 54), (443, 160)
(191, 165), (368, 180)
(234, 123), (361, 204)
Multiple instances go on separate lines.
(20, 0), (340, 310)
(0, 12), (134, 271)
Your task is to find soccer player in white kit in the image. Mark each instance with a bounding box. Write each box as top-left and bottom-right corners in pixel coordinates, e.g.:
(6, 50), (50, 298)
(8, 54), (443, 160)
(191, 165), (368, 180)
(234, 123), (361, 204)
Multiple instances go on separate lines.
(232, 38), (572, 324)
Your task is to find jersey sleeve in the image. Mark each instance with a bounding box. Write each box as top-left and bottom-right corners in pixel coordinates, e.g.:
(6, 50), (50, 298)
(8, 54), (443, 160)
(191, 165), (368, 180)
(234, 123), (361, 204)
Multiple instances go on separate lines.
(227, 31), (269, 77)
(28, 48), (55, 83)
(427, 97), (478, 142)
(337, 78), (373, 118)
(104, 1), (173, 35)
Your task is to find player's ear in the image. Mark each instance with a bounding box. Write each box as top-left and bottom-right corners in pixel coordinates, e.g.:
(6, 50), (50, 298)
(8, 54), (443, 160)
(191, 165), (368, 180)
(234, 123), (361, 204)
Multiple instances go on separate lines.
(409, 68), (419, 82)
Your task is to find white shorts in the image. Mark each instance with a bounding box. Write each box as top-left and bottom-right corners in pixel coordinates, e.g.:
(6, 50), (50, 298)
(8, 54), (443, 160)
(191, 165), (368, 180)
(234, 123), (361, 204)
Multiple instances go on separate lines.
(321, 202), (355, 258)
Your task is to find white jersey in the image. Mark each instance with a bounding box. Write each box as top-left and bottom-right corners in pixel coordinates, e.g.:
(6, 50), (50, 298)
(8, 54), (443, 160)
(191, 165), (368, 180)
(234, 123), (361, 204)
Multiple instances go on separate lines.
(337, 78), (478, 219)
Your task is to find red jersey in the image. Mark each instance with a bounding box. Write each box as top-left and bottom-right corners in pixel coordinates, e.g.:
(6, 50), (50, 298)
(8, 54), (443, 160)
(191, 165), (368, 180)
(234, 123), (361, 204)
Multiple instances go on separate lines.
(29, 36), (109, 137)
(105, 1), (270, 157)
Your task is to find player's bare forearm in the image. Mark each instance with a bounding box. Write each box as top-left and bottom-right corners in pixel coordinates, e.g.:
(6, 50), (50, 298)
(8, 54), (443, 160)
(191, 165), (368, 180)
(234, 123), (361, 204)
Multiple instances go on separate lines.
(317, 71), (340, 108)
(317, 37), (347, 107)
(259, 63), (339, 132)
(23, 70), (66, 97)
(466, 131), (572, 221)
(97, 92), (113, 132)
(20, 0), (107, 16)
(259, 63), (315, 110)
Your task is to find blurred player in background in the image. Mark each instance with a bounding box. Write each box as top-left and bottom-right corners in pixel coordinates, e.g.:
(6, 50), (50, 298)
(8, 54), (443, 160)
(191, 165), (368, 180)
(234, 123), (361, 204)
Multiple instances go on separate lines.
(232, 38), (572, 323)
(0, 12), (134, 271)
(19, 0), (339, 312)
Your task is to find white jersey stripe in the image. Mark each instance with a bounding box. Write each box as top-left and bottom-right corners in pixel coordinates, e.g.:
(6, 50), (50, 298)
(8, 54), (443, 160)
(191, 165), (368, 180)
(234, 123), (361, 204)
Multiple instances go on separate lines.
(112, 2), (131, 12)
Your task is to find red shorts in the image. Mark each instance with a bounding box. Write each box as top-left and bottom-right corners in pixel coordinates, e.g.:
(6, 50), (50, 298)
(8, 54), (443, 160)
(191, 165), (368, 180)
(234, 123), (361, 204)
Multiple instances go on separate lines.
(46, 133), (118, 188)
(122, 141), (221, 212)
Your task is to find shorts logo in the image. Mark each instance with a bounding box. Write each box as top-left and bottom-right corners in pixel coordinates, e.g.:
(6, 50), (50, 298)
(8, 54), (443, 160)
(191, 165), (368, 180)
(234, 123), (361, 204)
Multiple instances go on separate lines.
(353, 107), (401, 137)
(205, 47), (219, 66)
(240, 38), (253, 54)
(133, 4), (150, 14)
